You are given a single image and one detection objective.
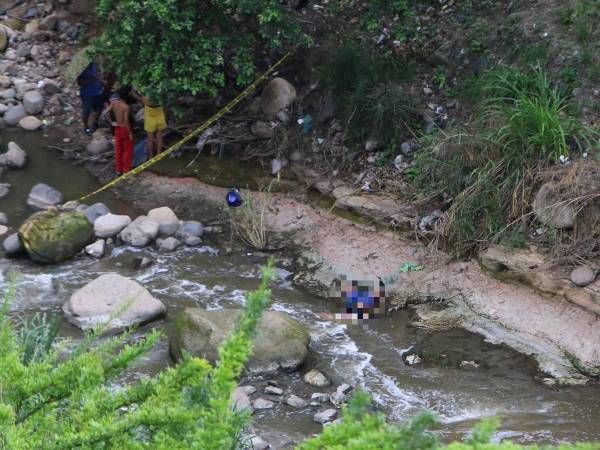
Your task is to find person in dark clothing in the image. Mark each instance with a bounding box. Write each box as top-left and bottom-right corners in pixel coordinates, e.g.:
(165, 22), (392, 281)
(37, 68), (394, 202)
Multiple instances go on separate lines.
(77, 61), (104, 135)
(296, 0), (309, 10)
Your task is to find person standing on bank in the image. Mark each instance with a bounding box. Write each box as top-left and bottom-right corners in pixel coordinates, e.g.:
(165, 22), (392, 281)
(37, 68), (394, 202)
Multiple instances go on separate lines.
(76, 60), (104, 135)
(131, 90), (166, 159)
(104, 85), (135, 175)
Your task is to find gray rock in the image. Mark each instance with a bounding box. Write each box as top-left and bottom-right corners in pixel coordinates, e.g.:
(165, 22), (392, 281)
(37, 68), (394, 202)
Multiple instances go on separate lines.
(2, 233), (23, 256)
(27, 183), (64, 210)
(183, 235), (202, 246)
(533, 183), (575, 229)
(304, 369), (331, 387)
(40, 15), (58, 31)
(16, 83), (37, 101)
(0, 103), (8, 114)
(86, 138), (111, 155)
(156, 236), (181, 252)
(286, 395), (308, 409)
(83, 202), (110, 224)
(94, 213), (132, 238)
(260, 77), (297, 115)
(0, 225), (8, 238)
(42, 79), (61, 95)
(250, 121), (274, 139)
(85, 239), (105, 258)
(231, 387), (254, 414)
(147, 206), (179, 235)
(0, 89), (16, 100)
(23, 90), (44, 114)
(15, 43), (31, 58)
(240, 385), (257, 396)
(3, 104), (26, 126)
(62, 273), (166, 333)
(3, 142), (26, 168)
(119, 216), (160, 247)
(310, 393), (330, 403)
(314, 409), (337, 424)
(570, 267), (596, 287)
(400, 141), (413, 155)
(175, 220), (204, 239)
(0, 183), (10, 198)
(134, 255), (155, 270)
(330, 384), (353, 407)
(19, 116), (42, 131)
(252, 398), (274, 410)
(264, 386), (283, 396)
(0, 212), (7, 224)
(170, 308), (310, 376)
(247, 436), (269, 450)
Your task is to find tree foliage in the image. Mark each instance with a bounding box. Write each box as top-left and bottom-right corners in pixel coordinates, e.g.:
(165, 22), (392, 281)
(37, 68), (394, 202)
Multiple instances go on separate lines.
(94, 0), (304, 105)
(0, 264), (274, 449)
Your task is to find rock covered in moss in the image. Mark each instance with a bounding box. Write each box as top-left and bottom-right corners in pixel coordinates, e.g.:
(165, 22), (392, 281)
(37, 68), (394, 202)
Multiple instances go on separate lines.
(19, 209), (93, 264)
(170, 308), (310, 376)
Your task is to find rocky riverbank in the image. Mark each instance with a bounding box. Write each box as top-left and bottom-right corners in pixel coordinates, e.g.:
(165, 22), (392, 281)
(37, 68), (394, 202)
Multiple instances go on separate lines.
(98, 169), (599, 385)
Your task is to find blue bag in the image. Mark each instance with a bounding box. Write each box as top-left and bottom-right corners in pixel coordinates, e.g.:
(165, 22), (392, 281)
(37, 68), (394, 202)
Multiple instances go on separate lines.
(133, 139), (148, 168)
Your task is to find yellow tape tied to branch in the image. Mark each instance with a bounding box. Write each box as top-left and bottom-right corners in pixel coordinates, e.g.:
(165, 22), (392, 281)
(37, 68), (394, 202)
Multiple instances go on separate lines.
(76, 52), (291, 203)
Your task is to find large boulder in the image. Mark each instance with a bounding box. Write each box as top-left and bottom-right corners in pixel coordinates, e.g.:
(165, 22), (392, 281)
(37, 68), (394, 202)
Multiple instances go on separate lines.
(119, 216), (160, 247)
(147, 207), (179, 235)
(170, 308), (310, 376)
(83, 202), (110, 224)
(22, 90), (44, 115)
(2, 142), (26, 168)
(19, 116), (42, 131)
(27, 183), (64, 210)
(63, 273), (167, 334)
(532, 183), (575, 229)
(3, 104), (27, 126)
(260, 77), (296, 115)
(94, 213), (132, 238)
(19, 210), (94, 264)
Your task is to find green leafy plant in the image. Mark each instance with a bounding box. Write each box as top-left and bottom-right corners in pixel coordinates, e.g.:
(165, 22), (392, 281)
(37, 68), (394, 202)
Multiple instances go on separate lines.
(0, 265), (275, 449)
(413, 67), (597, 257)
(94, 0), (304, 105)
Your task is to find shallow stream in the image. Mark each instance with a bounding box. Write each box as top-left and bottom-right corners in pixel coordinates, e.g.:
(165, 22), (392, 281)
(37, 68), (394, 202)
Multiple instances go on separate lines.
(1, 131), (599, 448)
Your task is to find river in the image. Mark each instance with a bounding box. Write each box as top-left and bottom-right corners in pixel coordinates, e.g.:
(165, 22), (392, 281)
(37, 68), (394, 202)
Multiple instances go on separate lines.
(1, 130), (599, 448)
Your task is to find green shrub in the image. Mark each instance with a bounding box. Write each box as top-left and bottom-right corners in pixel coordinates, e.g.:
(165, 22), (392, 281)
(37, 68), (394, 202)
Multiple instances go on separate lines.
(413, 67), (597, 257)
(299, 390), (598, 450)
(0, 265), (275, 449)
(94, 0), (304, 105)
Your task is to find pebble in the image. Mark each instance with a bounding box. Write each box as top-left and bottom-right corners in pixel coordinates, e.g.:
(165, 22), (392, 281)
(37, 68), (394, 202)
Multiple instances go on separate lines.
(248, 436), (270, 450)
(313, 409), (337, 424)
(570, 267), (596, 287)
(240, 385), (257, 395)
(264, 386), (283, 396)
(310, 393), (330, 403)
(405, 354), (422, 365)
(286, 395), (308, 409)
(423, 87), (433, 95)
(303, 369), (331, 387)
(252, 398), (275, 410)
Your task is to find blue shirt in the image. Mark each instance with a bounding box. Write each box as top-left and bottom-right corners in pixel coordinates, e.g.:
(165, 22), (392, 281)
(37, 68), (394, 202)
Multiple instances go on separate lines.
(78, 62), (103, 97)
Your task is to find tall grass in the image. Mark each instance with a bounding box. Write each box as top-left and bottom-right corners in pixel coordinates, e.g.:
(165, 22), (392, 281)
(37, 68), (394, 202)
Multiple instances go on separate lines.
(228, 182), (274, 251)
(319, 40), (418, 148)
(413, 67), (597, 257)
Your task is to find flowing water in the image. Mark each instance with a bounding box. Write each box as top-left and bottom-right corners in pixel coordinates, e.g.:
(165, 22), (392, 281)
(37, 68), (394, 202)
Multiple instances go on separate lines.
(1, 131), (599, 448)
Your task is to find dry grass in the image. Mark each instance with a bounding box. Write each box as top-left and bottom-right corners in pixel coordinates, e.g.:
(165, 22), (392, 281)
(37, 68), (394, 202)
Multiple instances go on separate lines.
(228, 182), (274, 250)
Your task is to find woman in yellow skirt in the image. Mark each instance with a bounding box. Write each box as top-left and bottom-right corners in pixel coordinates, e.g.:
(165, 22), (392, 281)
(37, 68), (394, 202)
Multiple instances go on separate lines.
(132, 90), (166, 158)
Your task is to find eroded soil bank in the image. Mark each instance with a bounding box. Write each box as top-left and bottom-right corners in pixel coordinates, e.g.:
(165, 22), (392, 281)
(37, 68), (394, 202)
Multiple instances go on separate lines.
(103, 166), (600, 384)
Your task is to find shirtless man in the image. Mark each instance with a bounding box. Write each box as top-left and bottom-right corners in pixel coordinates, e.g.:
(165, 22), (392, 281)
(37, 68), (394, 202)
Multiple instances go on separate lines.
(104, 85), (134, 175)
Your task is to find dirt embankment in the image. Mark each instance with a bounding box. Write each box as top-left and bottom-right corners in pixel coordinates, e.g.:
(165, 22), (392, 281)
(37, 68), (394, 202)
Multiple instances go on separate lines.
(107, 170), (600, 384)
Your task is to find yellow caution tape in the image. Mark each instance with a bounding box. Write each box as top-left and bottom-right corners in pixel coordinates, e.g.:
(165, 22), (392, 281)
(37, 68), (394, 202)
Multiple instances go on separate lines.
(76, 52), (291, 203)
